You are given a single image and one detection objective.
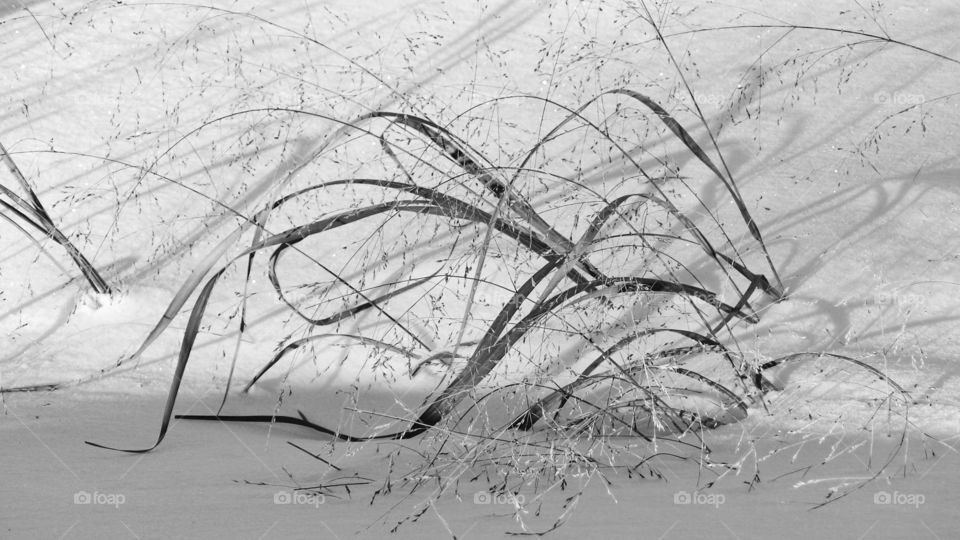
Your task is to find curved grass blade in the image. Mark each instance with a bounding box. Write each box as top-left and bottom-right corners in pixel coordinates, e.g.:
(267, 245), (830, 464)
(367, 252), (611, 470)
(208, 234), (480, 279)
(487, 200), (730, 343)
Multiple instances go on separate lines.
(85, 267), (226, 452)
(1, 142), (111, 294)
(363, 111), (604, 282)
(175, 410), (399, 442)
(244, 333), (418, 392)
(758, 352), (907, 395)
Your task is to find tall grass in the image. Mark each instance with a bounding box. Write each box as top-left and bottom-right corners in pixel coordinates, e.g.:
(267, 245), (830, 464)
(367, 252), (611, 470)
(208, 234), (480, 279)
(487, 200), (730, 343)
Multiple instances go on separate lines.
(83, 84), (791, 456)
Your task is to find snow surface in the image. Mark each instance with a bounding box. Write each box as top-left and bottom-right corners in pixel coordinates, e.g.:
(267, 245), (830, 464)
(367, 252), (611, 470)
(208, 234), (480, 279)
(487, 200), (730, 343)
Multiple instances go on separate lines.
(2, 0), (959, 538)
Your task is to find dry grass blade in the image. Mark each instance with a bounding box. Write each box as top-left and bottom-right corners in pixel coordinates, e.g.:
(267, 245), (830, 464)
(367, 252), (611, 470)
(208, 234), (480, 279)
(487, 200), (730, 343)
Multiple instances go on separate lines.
(0, 141), (111, 294)
(86, 267), (227, 452)
(243, 334), (416, 392)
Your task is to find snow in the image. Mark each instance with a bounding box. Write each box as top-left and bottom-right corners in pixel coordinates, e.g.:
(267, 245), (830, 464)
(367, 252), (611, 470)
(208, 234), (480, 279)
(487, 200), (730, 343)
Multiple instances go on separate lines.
(2, 0), (960, 538)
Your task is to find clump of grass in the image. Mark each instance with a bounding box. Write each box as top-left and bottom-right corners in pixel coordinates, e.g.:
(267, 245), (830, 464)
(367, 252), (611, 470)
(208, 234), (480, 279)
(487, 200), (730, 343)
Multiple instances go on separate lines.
(0, 141), (111, 294)
(85, 85), (787, 457)
(63, 0), (954, 530)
